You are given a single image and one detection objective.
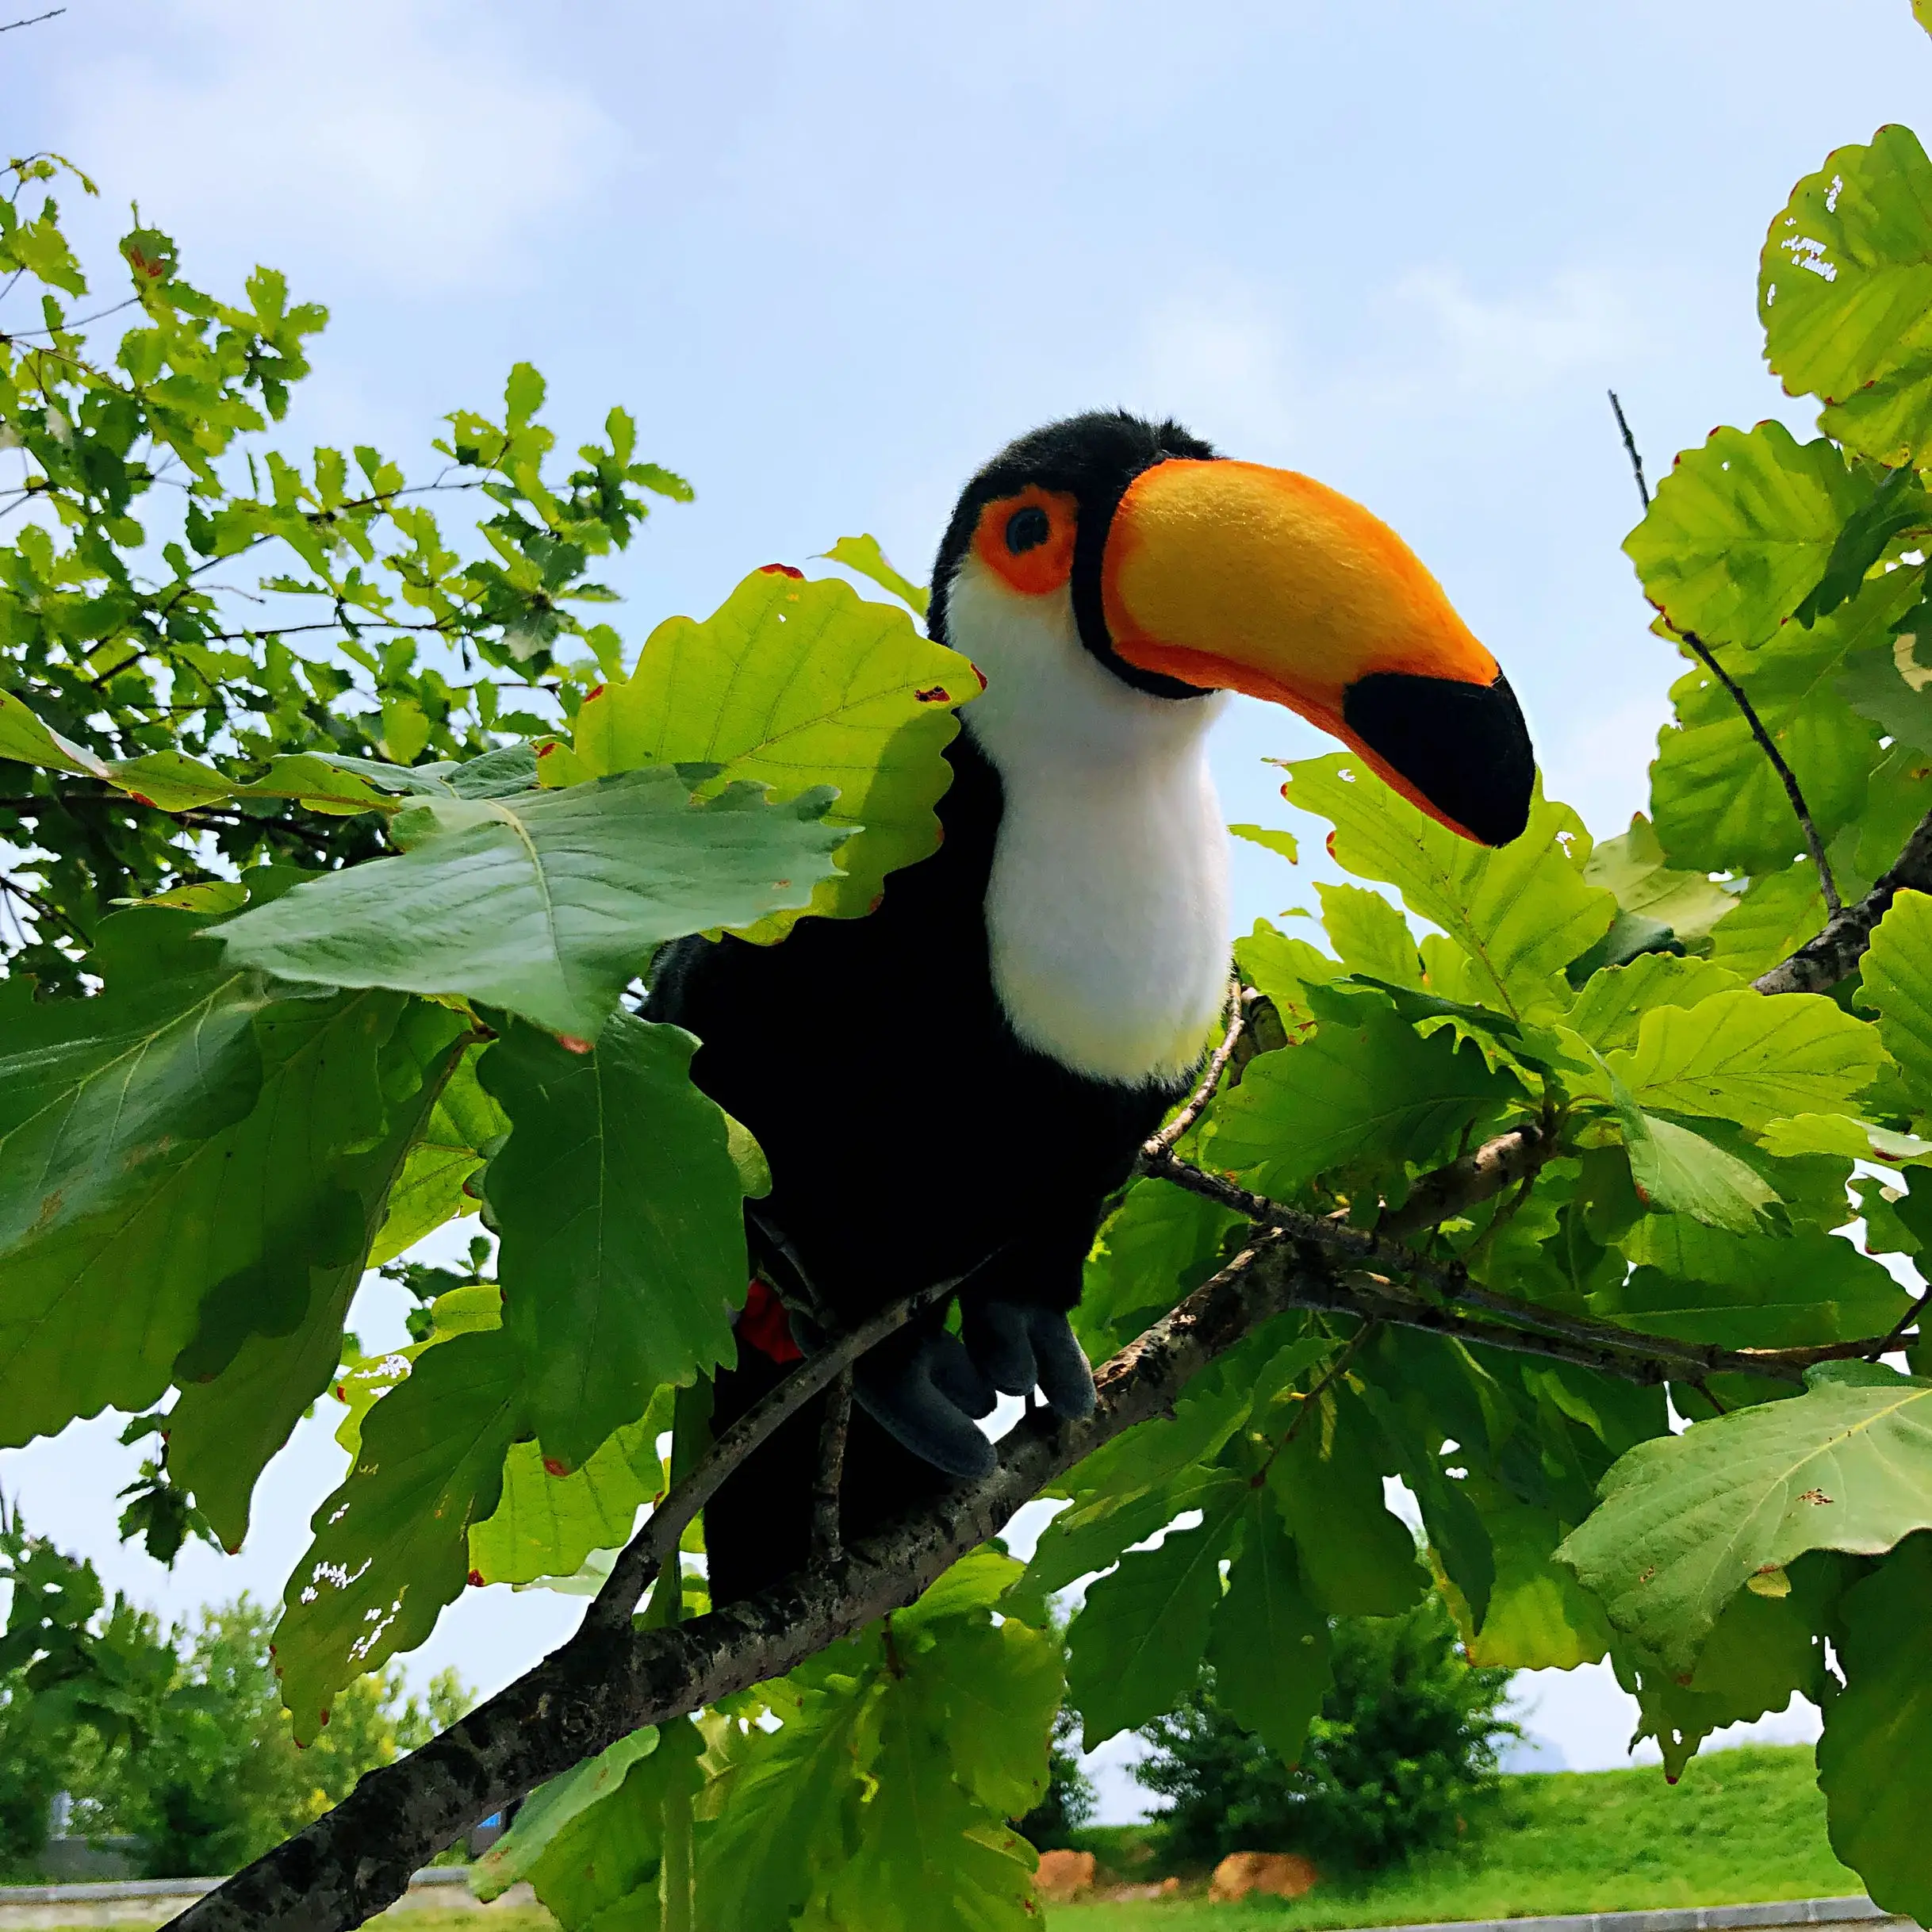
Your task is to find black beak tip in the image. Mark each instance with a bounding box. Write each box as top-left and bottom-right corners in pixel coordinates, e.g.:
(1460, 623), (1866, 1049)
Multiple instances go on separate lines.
(1342, 669), (1535, 848)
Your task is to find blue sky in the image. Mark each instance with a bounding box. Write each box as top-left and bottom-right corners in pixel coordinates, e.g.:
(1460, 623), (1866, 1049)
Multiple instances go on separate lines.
(6, 0), (1926, 1811)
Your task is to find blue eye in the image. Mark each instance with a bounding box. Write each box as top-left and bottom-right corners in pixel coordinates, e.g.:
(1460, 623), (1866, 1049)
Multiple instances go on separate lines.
(1005, 506), (1051, 554)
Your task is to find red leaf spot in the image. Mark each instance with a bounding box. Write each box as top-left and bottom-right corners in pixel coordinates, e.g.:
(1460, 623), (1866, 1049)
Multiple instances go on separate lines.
(542, 1457), (569, 1478)
(320, 1709), (331, 1727)
(868, 894), (884, 914)
(1666, 1773), (1679, 1787)
(225, 1543), (240, 1556)
(468, 1569), (485, 1587)
(536, 742), (558, 757)
(1800, 1487), (1833, 1506)
(914, 686), (948, 703)
(586, 683), (605, 700)
(773, 879), (791, 889)
(1325, 831), (1338, 860)
(129, 792), (157, 809)
(759, 562), (805, 579)
(557, 1034), (592, 1055)
(334, 1385), (346, 1401)
(973, 665), (988, 690)
(462, 1176), (481, 1199)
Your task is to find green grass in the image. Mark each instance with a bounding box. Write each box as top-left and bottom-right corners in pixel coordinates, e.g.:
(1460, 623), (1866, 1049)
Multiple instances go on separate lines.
(1049, 1746), (1860, 1930)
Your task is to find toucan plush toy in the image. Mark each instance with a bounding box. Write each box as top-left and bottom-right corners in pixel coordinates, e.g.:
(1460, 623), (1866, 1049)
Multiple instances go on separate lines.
(646, 411), (1534, 1606)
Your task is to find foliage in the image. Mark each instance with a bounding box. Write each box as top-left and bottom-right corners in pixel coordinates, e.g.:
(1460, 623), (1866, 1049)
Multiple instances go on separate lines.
(1018, 1701), (1099, 1852)
(10, 9), (1932, 1925)
(1131, 1593), (1516, 1873)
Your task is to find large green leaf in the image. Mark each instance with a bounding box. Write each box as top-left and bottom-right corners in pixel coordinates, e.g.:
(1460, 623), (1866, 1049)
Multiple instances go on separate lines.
(473, 1728), (661, 1900)
(1609, 1087), (1778, 1232)
(820, 534), (931, 618)
(1205, 1497), (1332, 1765)
(1557, 1363), (1932, 1676)
(1707, 864), (1829, 979)
(1316, 882), (1421, 988)
(1581, 814), (1736, 947)
(1450, 1500), (1612, 1673)
(1838, 625), (1932, 756)
(1624, 422), (1867, 646)
(1862, 888), (1932, 1112)
(1566, 954), (1743, 1058)
(1761, 125), (1932, 466)
(481, 1016), (745, 1474)
(274, 1327), (524, 1742)
(1204, 983), (1519, 1202)
(212, 768), (848, 1041)
(1605, 987), (1888, 1129)
(169, 1000), (473, 1548)
(1278, 756), (1614, 1017)
(1818, 1535), (1932, 1922)
(1065, 1486), (1243, 1747)
(1072, 1177), (1242, 1358)
(563, 567), (976, 936)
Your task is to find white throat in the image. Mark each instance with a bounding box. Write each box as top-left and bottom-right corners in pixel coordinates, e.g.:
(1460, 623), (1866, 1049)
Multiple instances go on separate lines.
(947, 556), (1232, 1087)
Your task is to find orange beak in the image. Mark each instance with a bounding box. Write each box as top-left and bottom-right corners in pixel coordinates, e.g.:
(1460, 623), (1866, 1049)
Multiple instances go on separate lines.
(1101, 459), (1532, 846)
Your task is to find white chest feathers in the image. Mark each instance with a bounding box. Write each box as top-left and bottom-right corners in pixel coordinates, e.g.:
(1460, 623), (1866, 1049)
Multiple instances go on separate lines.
(948, 558), (1233, 1088)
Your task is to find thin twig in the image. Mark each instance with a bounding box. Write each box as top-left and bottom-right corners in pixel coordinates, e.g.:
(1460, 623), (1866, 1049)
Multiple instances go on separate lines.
(584, 1278), (958, 1637)
(1609, 391), (1841, 914)
(1143, 973), (1244, 1160)
(811, 1371), (853, 1566)
(0, 7), (64, 30)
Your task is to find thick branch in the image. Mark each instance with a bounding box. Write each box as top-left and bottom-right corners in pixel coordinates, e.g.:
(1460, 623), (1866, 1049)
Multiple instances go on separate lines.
(1754, 803), (1932, 995)
(1378, 1121), (1551, 1239)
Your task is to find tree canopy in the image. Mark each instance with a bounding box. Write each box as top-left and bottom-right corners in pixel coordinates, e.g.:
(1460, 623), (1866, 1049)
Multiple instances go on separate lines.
(8, 12), (1932, 1930)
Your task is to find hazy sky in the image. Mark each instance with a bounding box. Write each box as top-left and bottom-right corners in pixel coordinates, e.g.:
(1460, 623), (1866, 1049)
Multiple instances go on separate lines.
(7, 0), (1923, 1810)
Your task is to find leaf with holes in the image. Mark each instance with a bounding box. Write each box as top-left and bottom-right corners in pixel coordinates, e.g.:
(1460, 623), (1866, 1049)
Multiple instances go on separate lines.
(1557, 1362), (1932, 1677)
(1761, 125), (1932, 466)
(562, 567), (976, 937)
(1278, 756), (1613, 1016)
(212, 767), (847, 1041)
(481, 1015), (745, 1473)
(274, 1327), (524, 1744)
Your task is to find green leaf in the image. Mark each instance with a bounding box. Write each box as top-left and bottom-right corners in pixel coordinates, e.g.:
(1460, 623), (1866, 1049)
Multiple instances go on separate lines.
(1837, 625), (1932, 755)
(567, 568), (976, 935)
(0, 686), (110, 779)
(1206, 1496), (1332, 1764)
(1606, 987), (1888, 1128)
(170, 1000), (473, 1547)
(213, 768), (847, 1041)
(481, 1015), (745, 1472)
(469, 1402), (667, 1586)
(1073, 1177), (1242, 1357)
(1600, 1223), (1908, 1348)
(1708, 864), (1828, 979)
(1066, 1485), (1243, 1747)
(274, 1327), (524, 1742)
(1449, 1500), (1613, 1672)
(1862, 888), (1932, 1111)
(1229, 822), (1299, 867)
(368, 1041), (507, 1266)
(1317, 882), (1420, 988)
(819, 535), (931, 618)
(1583, 812), (1737, 945)
(1795, 464), (1930, 626)
(1557, 1364), (1932, 1677)
(1624, 421), (1867, 646)
(1818, 1534), (1932, 1920)
(1566, 954), (1744, 1058)
(1761, 125), (1932, 466)
(473, 1728), (661, 1900)
(1278, 756), (1613, 1017)
(1205, 983), (1518, 1201)
(1610, 1086), (1778, 1232)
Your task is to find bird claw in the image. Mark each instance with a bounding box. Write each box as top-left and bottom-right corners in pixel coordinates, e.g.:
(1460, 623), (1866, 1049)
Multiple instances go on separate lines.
(961, 1299), (1097, 1421)
(853, 1326), (998, 1479)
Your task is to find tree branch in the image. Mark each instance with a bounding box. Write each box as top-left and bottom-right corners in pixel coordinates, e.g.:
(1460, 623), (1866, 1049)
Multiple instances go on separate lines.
(1142, 973), (1244, 1158)
(1377, 1120), (1551, 1239)
(811, 1370), (853, 1565)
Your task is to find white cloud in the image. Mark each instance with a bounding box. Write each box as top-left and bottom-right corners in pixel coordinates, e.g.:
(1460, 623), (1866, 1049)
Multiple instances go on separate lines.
(59, 0), (623, 297)
(1393, 265), (1639, 397)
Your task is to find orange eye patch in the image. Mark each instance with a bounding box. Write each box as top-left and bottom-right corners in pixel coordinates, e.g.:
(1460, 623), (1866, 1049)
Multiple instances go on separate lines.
(971, 485), (1078, 596)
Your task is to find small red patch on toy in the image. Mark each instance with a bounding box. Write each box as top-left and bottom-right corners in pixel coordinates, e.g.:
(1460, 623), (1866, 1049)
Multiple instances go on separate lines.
(759, 562), (805, 579)
(914, 686), (948, 703)
(543, 1456), (568, 1478)
(737, 1277), (803, 1365)
(558, 1034), (592, 1054)
(468, 1569), (485, 1587)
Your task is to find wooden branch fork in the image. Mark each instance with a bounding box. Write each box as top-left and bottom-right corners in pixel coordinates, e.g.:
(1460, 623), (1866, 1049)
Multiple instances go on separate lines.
(163, 837), (1926, 1932)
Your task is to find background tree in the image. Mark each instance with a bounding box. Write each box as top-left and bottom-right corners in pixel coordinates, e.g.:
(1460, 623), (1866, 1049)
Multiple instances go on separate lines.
(1133, 1592), (1517, 1872)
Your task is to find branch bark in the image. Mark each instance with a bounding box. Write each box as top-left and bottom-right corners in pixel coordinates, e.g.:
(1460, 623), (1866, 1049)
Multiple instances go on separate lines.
(1754, 803), (1932, 995)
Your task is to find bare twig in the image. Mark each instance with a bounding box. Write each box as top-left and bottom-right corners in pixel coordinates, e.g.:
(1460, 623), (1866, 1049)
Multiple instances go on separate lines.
(811, 1371), (853, 1566)
(1608, 391), (1841, 914)
(1608, 389), (1650, 512)
(1755, 804), (1932, 995)
(0, 7), (64, 30)
(1142, 974), (1244, 1159)
(584, 1279), (956, 1638)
